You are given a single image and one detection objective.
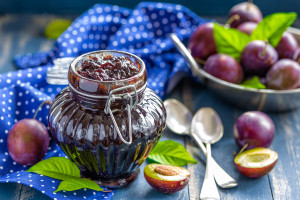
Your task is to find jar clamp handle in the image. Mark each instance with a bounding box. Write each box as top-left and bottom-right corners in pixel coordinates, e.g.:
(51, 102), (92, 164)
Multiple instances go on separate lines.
(104, 85), (138, 145)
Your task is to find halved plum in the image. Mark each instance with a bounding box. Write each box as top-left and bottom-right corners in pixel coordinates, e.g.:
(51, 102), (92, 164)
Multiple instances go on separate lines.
(144, 164), (190, 193)
(234, 148), (278, 178)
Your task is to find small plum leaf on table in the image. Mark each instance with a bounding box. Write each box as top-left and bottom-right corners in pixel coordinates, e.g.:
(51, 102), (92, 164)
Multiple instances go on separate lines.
(147, 140), (197, 166)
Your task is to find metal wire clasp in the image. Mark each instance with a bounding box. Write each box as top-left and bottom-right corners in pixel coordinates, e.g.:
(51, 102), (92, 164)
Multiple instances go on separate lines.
(104, 85), (138, 145)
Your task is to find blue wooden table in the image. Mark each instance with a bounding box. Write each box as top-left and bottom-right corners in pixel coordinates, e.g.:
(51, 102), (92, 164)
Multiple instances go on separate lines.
(0, 14), (300, 200)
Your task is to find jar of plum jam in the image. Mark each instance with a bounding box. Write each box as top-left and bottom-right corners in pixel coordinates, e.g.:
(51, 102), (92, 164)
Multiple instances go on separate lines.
(48, 50), (166, 188)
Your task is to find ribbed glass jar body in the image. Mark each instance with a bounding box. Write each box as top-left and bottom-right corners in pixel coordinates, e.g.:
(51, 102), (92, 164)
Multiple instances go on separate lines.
(48, 51), (166, 188)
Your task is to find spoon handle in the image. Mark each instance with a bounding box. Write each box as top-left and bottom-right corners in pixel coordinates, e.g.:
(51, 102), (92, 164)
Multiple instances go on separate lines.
(169, 33), (205, 83)
(191, 133), (238, 188)
(200, 143), (220, 200)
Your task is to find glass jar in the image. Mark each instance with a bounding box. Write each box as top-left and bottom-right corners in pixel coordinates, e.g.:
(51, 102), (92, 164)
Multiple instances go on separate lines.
(48, 50), (166, 188)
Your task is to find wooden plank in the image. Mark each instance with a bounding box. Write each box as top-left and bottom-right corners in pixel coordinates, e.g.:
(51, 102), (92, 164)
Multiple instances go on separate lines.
(19, 184), (52, 200)
(267, 111), (300, 199)
(0, 0), (300, 16)
(0, 14), (75, 74)
(0, 183), (22, 200)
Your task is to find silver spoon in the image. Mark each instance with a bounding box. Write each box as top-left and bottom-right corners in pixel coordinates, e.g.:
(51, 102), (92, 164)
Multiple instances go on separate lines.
(192, 107), (223, 199)
(164, 99), (237, 188)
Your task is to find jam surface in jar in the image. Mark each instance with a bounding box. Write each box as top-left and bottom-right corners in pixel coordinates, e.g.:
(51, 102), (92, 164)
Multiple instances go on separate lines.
(76, 55), (140, 81)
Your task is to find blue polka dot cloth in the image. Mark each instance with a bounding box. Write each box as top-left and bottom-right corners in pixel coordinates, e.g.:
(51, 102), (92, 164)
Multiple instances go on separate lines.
(0, 2), (208, 200)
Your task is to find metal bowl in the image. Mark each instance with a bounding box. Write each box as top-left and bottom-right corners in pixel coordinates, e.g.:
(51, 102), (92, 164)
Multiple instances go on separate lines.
(170, 30), (300, 112)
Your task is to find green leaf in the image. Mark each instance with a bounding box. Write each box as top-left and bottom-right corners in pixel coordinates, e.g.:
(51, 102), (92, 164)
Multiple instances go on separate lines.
(213, 23), (251, 61)
(54, 178), (104, 193)
(27, 157), (80, 181)
(44, 19), (72, 39)
(147, 140), (197, 166)
(28, 157), (108, 192)
(251, 12), (297, 47)
(239, 76), (266, 89)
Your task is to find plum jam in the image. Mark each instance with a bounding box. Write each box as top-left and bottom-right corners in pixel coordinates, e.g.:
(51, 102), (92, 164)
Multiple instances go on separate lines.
(48, 50), (166, 188)
(77, 55), (140, 81)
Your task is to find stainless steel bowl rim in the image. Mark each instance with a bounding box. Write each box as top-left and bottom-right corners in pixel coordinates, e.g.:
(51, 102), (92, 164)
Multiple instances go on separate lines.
(196, 59), (300, 95)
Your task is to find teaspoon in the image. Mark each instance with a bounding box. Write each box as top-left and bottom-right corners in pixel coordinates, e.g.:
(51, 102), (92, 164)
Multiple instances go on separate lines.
(192, 107), (223, 199)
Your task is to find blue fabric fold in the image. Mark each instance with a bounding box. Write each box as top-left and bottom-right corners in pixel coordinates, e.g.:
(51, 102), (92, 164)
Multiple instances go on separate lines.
(1, 2), (208, 200)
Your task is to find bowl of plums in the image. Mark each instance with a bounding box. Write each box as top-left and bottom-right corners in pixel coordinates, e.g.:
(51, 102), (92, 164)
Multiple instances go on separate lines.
(171, 1), (300, 112)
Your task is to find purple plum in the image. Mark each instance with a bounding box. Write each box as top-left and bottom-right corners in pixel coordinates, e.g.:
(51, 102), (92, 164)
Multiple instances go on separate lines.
(276, 32), (299, 59)
(234, 111), (275, 150)
(229, 2), (262, 28)
(204, 54), (244, 84)
(237, 22), (257, 35)
(266, 59), (300, 90)
(188, 22), (216, 60)
(7, 119), (49, 165)
(241, 40), (278, 76)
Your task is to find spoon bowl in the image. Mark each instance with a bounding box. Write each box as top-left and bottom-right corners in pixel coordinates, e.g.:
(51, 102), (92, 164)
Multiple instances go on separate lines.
(191, 108), (223, 144)
(164, 99), (192, 135)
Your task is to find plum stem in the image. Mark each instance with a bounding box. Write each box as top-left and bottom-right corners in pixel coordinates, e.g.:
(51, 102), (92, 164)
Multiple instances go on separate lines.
(261, 40), (269, 58)
(33, 100), (52, 120)
(225, 14), (240, 27)
(237, 143), (249, 155)
(247, 0), (253, 10)
(194, 58), (206, 65)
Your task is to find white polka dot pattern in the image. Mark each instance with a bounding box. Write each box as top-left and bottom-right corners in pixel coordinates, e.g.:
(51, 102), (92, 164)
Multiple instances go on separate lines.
(3, 2), (209, 200)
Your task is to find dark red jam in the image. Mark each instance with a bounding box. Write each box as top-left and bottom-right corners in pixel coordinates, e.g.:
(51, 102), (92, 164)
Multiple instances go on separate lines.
(76, 55), (140, 81)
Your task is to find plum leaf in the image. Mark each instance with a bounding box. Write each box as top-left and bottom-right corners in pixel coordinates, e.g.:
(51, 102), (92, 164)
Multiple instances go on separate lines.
(213, 23), (251, 61)
(44, 19), (72, 39)
(251, 12), (297, 47)
(54, 178), (104, 193)
(27, 157), (106, 192)
(27, 157), (80, 181)
(239, 76), (266, 89)
(147, 140), (197, 166)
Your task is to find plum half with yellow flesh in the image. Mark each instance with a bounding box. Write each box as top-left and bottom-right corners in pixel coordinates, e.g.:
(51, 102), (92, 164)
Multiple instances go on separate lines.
(144, 164), (190, 193)
(234, 148), (278, 178)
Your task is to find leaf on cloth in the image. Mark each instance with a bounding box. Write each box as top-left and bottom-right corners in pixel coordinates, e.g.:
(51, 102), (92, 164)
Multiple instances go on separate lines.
(27, 157), (105, 192)
(54, 178), (105, 193)
(27, 157), (80, 180)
